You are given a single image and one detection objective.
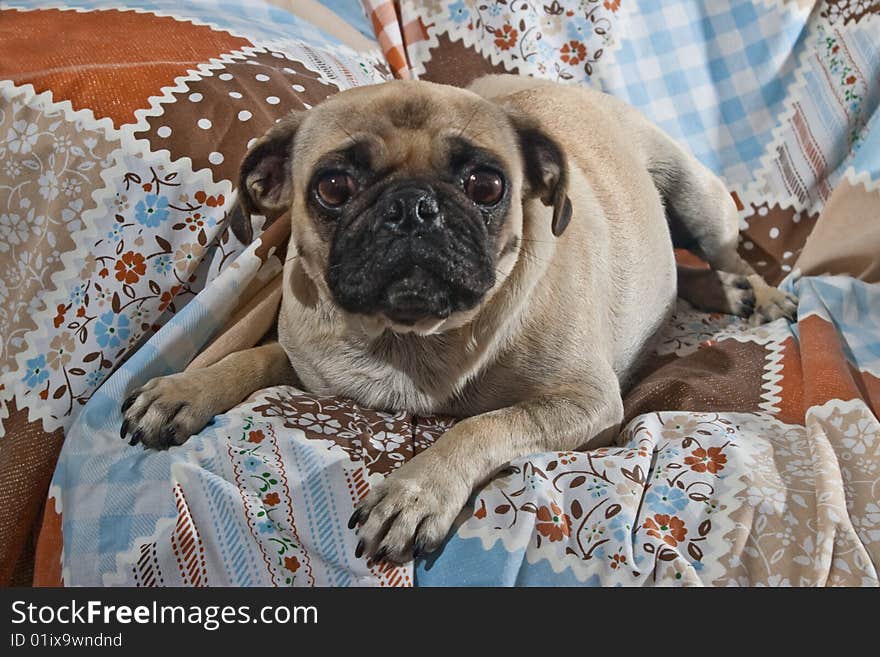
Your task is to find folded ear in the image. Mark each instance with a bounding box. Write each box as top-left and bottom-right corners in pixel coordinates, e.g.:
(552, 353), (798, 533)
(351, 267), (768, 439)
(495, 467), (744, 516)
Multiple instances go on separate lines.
(233, 111), (304, 244)
(508, 113), (572, 236)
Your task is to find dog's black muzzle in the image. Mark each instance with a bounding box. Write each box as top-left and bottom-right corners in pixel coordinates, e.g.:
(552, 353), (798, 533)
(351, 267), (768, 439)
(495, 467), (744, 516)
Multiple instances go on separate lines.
(326, 179), (496, 325)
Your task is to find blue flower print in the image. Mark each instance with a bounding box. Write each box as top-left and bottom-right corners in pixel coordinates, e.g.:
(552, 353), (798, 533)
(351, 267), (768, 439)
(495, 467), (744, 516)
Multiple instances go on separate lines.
(258, 519), (276, 534)
(135, 194), (170, 228)
(23, 354), (49, 387)
(153, 254), (173, 274)
(94, 311), (130, 349)
(449, 0), (469, 25)
(86, 369), (105, 388)
(107, 223), (123, 243)
(645, 484), (688, 515)
(68, 283), (86, 305)
(244, 456), (262, 472)
(566, 20), (588, 42)
(608, 511), (633, 544)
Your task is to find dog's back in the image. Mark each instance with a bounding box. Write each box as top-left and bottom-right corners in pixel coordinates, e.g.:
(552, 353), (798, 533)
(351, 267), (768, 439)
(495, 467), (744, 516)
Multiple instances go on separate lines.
(469, 75), (678, 382)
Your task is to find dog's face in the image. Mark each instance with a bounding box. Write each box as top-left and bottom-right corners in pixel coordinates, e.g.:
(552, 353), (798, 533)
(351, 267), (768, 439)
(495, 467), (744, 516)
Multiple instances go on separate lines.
(235, 81), (570, 334)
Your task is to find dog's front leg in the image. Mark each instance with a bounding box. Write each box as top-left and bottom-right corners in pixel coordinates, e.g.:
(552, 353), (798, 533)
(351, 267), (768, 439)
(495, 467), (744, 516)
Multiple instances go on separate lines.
(121, 342), (297, 449)
(351, 376), (624, 563)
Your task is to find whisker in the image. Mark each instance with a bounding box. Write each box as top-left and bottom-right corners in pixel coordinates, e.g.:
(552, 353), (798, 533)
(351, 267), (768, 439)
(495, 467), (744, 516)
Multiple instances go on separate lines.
(518, 237), (556, 245)
(457, 106), (482, 139)
(333, 118), (358, 146)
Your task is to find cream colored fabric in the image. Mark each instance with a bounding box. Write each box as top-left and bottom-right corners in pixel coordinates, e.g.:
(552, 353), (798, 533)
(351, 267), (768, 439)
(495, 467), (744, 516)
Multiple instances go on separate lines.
(266, 0), (378, 52)
(796, 178), (880, 284)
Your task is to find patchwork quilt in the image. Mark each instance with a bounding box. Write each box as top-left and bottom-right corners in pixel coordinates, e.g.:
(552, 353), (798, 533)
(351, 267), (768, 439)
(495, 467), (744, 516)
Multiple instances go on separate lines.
(0, 0), (877, 586)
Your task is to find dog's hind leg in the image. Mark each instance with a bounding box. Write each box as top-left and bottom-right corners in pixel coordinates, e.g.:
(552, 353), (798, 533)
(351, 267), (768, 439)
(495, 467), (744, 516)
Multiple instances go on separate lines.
(676, 265), (755, 317)
(633, 116), (797, 323)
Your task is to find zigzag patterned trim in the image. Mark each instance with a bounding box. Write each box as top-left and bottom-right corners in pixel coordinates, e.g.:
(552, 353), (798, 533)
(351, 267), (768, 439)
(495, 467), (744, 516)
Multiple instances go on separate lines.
(402, 0), (628, 84)
(841, 163), (880, 194)
(712, 320), (792, 416)
(2, 104), (232, 436)
(0, 80), (121, 432)
(104, 515), (178, 586)
(43, 483), (67, 585)
(2, 3), (337, 52)
(745, 16), (878, 217)
(737, 14), (819, 216)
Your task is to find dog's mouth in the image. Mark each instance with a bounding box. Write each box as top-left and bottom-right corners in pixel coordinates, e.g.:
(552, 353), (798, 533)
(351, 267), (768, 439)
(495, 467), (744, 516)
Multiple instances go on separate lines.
(327, 236), (495, 328)
(379, 265), (453, 325)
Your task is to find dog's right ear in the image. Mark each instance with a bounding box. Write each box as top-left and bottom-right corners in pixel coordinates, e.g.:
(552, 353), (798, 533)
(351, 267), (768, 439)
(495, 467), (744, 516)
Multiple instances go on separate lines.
(233, 111), (304, 244)
(506, 111), (573, 237)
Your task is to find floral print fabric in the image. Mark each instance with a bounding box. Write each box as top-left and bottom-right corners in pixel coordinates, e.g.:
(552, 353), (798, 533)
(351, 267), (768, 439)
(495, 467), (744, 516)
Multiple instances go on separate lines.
(1, 1), (877, 587)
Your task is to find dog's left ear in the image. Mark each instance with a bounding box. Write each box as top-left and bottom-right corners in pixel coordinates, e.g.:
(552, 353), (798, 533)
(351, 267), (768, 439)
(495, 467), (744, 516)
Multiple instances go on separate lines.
(508, 113), (572, 236)
(233, 111), (305, 244)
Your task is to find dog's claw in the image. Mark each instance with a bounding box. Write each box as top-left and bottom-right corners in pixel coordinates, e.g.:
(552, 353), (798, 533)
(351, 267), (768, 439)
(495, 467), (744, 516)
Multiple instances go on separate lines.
(120, 420), (130, 439)
(348, 508), (362, 530)
(355, 540), (365, 559)
(121, 394), (137, 413)
(159, 426), (179, 448)
(129, 429), (144, 446)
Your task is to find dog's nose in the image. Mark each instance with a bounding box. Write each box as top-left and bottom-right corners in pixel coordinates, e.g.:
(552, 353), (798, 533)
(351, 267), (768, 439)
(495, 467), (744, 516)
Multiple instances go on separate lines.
(382, 187), (440, 231)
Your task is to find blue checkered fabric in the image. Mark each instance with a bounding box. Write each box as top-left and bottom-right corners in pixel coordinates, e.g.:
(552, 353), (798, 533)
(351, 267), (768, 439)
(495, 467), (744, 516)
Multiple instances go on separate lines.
(601, 0), (807, 185)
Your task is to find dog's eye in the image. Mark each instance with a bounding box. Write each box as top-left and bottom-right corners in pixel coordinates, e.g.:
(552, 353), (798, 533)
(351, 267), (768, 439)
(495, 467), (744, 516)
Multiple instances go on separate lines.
(464, 168), (504, 206)
(316, 171), (356, 208)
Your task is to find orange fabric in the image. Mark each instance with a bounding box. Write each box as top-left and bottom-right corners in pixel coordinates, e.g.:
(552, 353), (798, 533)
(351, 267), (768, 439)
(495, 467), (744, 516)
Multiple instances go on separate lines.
(402, 17), (429, 45)
(799, 314), (863, 409)
(674, 248), (710, 269)
(776, 336), (806, 425)
(33, 496), (63, 587)
(0, 8), (251, 127)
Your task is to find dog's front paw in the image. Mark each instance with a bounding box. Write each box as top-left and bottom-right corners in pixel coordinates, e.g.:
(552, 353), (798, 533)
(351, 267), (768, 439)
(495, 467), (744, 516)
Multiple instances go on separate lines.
(349, 458), (470, 564)
(747, 275), (797, 325)
(120, 372), (222, 449)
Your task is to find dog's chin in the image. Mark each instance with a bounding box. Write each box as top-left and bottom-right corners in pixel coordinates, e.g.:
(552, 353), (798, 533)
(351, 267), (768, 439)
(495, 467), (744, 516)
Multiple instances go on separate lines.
(335, 266), (489, 336)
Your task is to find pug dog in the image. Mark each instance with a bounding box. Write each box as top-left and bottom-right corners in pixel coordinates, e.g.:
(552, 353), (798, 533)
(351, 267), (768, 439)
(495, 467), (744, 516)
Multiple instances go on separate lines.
(120, 74), (795, 563)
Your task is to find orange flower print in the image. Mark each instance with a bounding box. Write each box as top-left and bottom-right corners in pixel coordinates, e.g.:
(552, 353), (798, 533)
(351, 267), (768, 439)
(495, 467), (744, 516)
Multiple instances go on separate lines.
(158, 285), (182, 312)
(248, 429), (265, 444)
(536, 502), (571, 542)
(846, 75), (856, 85)
(53, 304), (66, 329)
(604, 0), (620, 12)
(643, 513), (687, 547)
(264, 492), (280, 506)
(560, 40), (588, 65)
(684, 446), (727, 474)
(194, 190), (225, 207)
(284, 556), (300, 573)
(185, 212), (205, 231)
(115, 251), (146, 284)
(494, 24), (518, 51)
(474, 499), (487, 519)
(609, 553), (627, 569)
